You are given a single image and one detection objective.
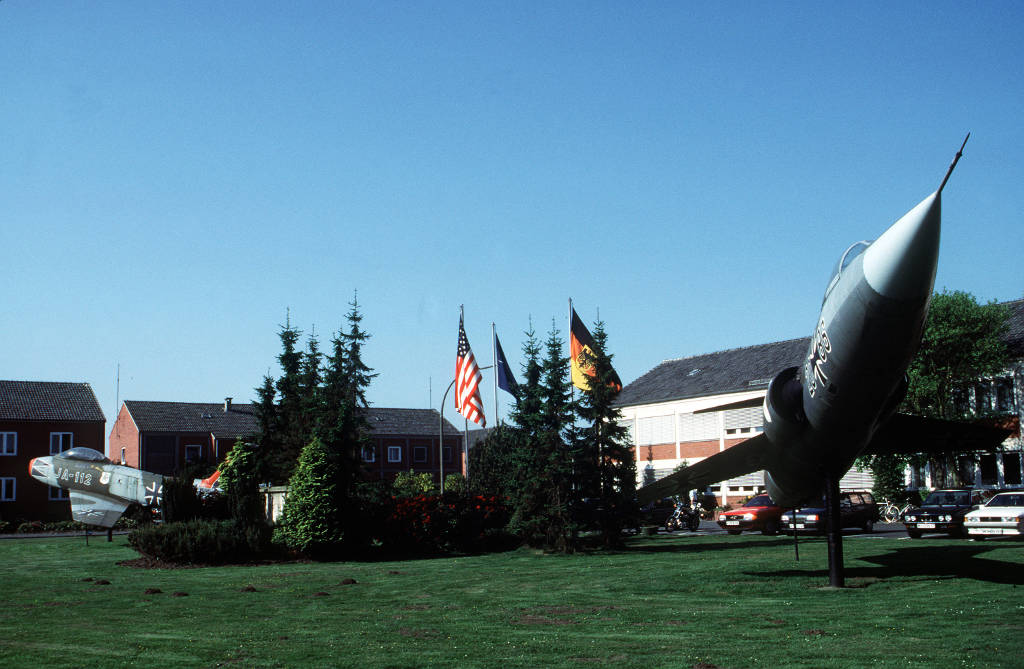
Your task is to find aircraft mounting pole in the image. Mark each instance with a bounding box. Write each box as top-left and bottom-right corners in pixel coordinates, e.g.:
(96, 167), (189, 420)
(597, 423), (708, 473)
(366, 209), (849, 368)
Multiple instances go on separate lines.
(825, 476), (844, 588)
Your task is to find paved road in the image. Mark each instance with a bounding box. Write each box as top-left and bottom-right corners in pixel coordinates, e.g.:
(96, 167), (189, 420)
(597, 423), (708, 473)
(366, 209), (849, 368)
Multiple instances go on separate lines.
(660, 520), (954, 540)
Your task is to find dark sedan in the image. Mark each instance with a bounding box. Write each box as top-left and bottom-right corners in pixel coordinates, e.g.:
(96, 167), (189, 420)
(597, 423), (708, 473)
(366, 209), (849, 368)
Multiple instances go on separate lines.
(903, 489), (987, 538)
(780, 491), (877, 534)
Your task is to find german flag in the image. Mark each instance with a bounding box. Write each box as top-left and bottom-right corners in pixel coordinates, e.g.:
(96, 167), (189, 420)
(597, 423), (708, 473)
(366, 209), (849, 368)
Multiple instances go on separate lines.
(570, 307), (622, 392)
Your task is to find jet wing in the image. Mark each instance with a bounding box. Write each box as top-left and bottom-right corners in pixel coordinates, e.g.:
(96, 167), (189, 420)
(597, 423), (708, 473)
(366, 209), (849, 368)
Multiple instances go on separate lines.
(864, 413), (1011, 456)
(638, 434), (770, 505)
(69, 491), (128, 528)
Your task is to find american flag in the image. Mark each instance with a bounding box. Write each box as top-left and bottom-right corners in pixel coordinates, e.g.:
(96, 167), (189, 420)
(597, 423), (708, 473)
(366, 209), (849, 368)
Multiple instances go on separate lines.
(455, 315), (486, 427)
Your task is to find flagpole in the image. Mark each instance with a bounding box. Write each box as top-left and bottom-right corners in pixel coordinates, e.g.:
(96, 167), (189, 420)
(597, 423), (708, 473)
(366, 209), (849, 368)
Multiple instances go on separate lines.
(438, 377), (455, 494)
(492, 322), (498, 426)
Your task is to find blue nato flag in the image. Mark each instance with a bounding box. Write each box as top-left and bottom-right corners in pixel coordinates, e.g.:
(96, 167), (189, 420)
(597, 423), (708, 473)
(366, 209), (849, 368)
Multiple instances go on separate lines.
(494, 334), (518, 398)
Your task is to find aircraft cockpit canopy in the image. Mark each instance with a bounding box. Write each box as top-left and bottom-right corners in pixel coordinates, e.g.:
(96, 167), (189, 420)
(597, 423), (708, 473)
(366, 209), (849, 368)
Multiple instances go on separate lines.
(61, 447), (110, 463)
(823, 240), (872, 303)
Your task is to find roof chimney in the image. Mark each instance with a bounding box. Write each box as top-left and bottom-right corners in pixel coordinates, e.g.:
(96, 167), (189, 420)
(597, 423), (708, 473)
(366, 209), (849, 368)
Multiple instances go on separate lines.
(224, 397), (232, 413)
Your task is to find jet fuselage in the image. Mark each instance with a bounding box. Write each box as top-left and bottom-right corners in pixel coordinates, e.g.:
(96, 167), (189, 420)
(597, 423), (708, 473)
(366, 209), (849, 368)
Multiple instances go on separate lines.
(762, 192), (941, 506)
(29, 447), (164, 527)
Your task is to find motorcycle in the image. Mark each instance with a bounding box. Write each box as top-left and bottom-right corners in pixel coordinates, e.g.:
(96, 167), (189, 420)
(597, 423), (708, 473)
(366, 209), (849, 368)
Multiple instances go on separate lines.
(664, 501), (701, 532)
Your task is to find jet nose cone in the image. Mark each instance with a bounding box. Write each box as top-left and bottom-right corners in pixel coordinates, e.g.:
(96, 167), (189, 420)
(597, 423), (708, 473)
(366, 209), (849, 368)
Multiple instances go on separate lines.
(863, 192), (941, 301)
(29, 456), (53, 482)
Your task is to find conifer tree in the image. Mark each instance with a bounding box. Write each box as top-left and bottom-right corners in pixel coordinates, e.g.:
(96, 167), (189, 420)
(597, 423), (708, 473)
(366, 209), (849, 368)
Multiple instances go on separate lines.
(274, 437), (341, 557)
(508, 321), (576, 551)
(319, 295), (377, 544)
(253, 373), (279, 482)
(299, 327), (323, 440)
(574, 318), (637, 547)
(271, 313), (306, 483)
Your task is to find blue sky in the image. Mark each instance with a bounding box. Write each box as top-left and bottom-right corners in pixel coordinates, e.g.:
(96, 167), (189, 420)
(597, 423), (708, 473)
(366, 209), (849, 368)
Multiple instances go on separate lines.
(3, 2), (1022, 442)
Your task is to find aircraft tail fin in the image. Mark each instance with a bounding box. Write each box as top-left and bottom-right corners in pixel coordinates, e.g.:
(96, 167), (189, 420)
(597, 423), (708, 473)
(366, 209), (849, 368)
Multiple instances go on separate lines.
(638, 434), (770, 505)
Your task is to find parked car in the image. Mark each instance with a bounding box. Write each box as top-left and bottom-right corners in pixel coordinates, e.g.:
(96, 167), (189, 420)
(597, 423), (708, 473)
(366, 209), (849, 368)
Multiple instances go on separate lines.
(717, 494), (783, 535)
(780, 491), (877, 534)
(639, 497), (677, 528)
(963, 491), (1024, 539)
(902, 489), (987, 538)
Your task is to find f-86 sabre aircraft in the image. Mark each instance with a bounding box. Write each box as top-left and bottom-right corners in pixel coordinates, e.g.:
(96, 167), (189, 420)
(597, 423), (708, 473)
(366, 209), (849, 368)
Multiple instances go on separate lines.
(637, 136), (1008, 585)
(30, 447), (164, 528)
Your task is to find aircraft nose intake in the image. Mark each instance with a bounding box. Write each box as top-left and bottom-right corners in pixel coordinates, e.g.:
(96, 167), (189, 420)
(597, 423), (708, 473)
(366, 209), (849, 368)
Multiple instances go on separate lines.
(862, 192), (941, 301)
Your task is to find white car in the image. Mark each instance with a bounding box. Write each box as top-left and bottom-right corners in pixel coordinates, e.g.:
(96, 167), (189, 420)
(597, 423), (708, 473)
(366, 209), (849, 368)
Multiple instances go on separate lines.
(963, 491), (1024, 538)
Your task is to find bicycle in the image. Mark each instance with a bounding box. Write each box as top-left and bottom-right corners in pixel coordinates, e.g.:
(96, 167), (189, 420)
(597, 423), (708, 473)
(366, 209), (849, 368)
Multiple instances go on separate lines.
(878, 499), (910, 523)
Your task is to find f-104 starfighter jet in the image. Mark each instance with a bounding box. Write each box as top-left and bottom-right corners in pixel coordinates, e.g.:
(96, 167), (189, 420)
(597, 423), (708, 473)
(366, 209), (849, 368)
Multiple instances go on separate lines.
(29, 447), (164, 528)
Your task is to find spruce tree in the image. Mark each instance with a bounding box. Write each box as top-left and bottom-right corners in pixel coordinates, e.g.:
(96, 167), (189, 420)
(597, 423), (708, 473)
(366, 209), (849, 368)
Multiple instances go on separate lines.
(506, 322), (546, 543)
(274, 437), (341, 557)
(299, 327), (324, 441)
(319, 295), (377, 546)
(253, 373), (279, 483)
(271, 313), (306, 483)
(509, 321), (576, 551)
(574, 318), (637, 547)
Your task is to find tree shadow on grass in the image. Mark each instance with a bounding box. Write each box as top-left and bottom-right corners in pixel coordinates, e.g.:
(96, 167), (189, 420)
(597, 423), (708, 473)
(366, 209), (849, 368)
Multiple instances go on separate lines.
(745, 543), (1024, 585)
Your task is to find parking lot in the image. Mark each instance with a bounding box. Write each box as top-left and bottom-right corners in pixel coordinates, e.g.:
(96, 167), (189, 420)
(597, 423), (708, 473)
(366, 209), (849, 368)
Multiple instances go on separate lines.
(665, 520), (943, 540)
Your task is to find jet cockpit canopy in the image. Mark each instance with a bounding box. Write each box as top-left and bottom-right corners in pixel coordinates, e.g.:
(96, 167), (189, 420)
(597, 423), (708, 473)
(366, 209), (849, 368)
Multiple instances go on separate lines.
(61, 447), (110, 463)
(823, 240), (872, 303)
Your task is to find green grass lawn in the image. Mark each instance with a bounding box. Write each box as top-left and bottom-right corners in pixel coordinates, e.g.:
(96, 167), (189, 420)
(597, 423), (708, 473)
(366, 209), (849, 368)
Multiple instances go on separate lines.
(1, 532), (1022, 668)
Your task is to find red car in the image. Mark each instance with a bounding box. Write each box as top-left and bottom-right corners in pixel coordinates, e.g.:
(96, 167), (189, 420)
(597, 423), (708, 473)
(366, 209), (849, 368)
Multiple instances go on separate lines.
(717, 494), (784, 535)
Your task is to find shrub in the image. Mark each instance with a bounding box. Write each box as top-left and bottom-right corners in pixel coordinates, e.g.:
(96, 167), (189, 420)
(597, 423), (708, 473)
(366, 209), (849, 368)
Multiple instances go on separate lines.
(378, 493), (512, 555)
(128, 519), (266, 565)
(17, 521), (43, 533)
(392, 470), (436, 497)
(161, 470), (204, 523)
(274, 437), (341, 557)
(444, 473), (467, 495)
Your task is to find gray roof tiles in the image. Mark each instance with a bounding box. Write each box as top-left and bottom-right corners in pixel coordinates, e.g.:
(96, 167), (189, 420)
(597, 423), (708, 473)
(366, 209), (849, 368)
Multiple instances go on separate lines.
(616, 338), (810, 407)
(0, 381), (105, 422)
(123, 401), (460, 438)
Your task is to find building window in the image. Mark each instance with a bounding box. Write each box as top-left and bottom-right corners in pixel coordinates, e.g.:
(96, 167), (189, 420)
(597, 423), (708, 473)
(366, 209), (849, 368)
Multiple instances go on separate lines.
(1004, 453), (1023, 486)
(413, 446), (428, 463)
(0, 432), (16, 456)
(638, 415), (674, 446)
(979, 453), (999, 486)
(974, 383), (992, 414)
(996, 378), (1015, 413)
(387, 446), (402, 463)
(49, 484), (69, 501)
(1, 478), (14, 501)
(184, 445), (202, 463)
(443, 446), (453, 463)
(361, 445), (376, 463)
(50, 432), (73, 455)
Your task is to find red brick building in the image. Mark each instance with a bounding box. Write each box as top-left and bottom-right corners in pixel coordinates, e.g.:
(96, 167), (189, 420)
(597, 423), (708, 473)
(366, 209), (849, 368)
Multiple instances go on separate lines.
(108, 399), (464, 481)
(0, 381), (106, 523)
(108, 398), (256, 475)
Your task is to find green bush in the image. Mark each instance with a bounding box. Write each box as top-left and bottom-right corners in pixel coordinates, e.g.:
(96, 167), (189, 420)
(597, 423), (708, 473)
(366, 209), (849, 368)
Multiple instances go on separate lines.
(393, 470), (436, 496)
(378, 493), (512, 555)
(444, 473), (467, 495)
(128, 519), (267, 565)
(274, 437), (342, 557)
